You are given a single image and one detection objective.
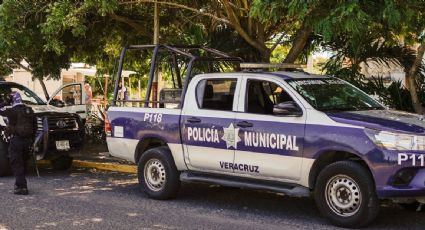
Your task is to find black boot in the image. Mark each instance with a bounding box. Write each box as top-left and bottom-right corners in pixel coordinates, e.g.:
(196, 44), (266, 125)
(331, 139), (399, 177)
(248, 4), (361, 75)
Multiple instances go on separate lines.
(14, 186), (29, 195)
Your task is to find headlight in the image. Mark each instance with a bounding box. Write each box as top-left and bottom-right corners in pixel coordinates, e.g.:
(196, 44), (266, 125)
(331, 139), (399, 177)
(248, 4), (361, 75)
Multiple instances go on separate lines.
(365, 128), (425, 151)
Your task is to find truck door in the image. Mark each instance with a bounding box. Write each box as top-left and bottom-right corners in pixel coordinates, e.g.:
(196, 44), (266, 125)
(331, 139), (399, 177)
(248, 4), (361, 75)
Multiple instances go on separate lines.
(48, 83), (87, 119)
(181, 77), (241, 174)
(234, 77), (306, 181)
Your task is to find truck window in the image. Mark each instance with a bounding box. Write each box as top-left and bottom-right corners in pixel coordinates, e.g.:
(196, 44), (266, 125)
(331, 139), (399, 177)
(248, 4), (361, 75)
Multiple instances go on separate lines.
(7, 86), (45, 105)
(287, 78), (385, 112)
(196, 79), (236, 111)
(245, 80), (294, 115)
(59, 85), (83, 106)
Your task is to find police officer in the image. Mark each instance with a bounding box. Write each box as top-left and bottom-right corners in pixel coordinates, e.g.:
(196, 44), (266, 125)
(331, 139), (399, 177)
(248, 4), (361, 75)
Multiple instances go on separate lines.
(0, 92), (35, 195)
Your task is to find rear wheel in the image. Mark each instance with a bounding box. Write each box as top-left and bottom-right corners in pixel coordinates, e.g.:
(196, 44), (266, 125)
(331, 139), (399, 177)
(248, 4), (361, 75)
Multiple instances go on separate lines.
(138, 146), (180, 200)
(314, 161), (379, 228)
(51, 155), (73, 170)
(0, 140), (12, 176)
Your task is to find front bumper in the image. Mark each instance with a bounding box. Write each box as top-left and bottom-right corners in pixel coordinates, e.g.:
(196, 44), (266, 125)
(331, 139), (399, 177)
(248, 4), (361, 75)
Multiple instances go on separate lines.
(34, 114), (84, 159)
(377, 168), (425, 198)
(371, 149), (425, 198)
(44, 130), (83, 153)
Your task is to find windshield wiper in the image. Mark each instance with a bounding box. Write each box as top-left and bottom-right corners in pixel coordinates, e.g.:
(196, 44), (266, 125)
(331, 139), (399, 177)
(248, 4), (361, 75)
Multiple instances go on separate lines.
(353, 106), (385, 111)
(320, 107), (356, 112)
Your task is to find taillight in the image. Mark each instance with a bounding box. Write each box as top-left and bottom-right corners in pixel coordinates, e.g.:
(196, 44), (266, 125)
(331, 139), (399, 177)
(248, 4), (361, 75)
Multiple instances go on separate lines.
(105, 114), (112, 137)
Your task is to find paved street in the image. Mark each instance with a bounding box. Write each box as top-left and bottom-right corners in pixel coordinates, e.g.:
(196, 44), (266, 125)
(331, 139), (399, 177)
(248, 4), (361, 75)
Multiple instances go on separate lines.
(0, 168), (423, 230)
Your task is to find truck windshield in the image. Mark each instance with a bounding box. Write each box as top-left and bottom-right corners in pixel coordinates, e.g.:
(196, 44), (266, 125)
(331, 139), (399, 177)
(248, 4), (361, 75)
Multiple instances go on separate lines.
(287, 78), (384, 112)
(0, 84), (46, 105)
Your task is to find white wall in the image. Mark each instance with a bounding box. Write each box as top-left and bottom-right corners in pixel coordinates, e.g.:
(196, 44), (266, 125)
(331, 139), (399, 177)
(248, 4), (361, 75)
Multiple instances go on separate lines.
(360, 61), (406, 86)
(10, 69), (62, 100)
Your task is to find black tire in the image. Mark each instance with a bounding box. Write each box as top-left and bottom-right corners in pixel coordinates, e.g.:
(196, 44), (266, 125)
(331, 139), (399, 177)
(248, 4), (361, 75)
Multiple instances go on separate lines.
(138, 146), (180, 200)
(399, 202), (424, 212)
(0, 140), (12, 176)
(51, 155), (73, 170)
(314, 161), (379, 228)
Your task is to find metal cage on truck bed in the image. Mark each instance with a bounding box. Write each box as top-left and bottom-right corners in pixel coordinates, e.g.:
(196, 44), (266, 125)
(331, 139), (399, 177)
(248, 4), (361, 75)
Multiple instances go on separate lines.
(112, 44), (243, 108)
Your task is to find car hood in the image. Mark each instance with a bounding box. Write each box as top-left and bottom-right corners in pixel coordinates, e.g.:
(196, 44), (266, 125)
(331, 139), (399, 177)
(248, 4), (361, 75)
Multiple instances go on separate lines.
(326, 110), (425, 134)
(29, 105), (75, 117)
(29, 105), (62, 113)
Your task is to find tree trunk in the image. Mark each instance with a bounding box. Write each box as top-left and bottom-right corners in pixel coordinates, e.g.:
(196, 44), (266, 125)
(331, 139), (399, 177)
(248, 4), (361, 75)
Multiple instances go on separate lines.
(405, 43), (425, 114)
(37, 77), (50, 100)
(283, 22), (313, 64)
(260, 49), (271, 62)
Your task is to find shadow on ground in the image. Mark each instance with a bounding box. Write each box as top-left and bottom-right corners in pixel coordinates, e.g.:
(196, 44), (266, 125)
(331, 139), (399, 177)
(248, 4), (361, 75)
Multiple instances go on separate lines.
(1, 167), (423, 230)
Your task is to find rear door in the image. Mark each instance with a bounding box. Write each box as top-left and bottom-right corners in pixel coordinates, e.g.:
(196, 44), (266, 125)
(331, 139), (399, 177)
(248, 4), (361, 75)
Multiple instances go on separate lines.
(233, 76), (306, 181)
(181, 76), (241, 174)
(48, 83), (87, 119)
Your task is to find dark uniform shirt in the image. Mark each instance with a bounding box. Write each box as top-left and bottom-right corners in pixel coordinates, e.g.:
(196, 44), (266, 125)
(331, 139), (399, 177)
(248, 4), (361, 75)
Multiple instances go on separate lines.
(0, 104), (28, 137)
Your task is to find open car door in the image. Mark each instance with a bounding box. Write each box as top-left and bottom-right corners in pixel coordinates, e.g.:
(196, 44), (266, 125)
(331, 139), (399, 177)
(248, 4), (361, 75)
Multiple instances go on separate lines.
(47, 83), (87, 119)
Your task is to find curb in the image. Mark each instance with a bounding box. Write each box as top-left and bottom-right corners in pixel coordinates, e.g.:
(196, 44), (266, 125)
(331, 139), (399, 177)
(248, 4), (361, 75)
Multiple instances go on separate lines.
(72, 160), (137, 174)
(37, 159), (137, 174)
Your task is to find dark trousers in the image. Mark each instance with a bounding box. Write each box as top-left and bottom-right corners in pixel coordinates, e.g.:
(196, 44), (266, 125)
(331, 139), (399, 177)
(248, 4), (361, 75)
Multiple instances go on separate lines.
(8, 136), (31, 188)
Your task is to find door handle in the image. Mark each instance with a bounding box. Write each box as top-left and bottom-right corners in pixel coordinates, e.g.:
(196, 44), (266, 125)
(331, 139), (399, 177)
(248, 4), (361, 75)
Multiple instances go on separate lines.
(76, 111), (85, 114)
(236, 121), (253, 128)
(187, 117), (201, 123)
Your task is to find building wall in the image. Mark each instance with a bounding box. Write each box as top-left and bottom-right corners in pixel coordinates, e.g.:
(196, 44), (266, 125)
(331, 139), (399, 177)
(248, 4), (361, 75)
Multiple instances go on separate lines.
(359, 61), (405, 86)
(6, 64), (135, 103)
(10, 69), (63, 100)
(8, 65), (91, 100)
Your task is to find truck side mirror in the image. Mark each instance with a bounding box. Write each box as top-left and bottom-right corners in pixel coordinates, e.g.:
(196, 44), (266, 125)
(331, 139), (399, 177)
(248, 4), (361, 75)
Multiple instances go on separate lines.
(273, 101), (303, 117)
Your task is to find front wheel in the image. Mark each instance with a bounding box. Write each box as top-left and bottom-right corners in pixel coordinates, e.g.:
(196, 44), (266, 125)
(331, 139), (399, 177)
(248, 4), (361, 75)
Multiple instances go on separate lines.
(0, 140), (12, 176)
(138, 146), (180, 200)
(314, 161), (379, 228)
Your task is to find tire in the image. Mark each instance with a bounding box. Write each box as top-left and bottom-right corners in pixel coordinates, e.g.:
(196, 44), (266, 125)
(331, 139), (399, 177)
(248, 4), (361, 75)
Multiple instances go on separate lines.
(399, 202), (424, 212)
(51, 155), (73, 170)
(314, 161), (379, 228)
(137, 146), (180, 200)
(0, 140), (12, 176)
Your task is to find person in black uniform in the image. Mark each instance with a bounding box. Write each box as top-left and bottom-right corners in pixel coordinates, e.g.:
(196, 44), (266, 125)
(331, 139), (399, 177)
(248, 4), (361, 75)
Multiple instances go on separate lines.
(0, 92), (35, 195)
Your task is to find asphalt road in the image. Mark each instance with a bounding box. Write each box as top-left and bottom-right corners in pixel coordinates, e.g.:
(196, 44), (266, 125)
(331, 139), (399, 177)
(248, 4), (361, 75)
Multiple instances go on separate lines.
(0, 168), (423, 230)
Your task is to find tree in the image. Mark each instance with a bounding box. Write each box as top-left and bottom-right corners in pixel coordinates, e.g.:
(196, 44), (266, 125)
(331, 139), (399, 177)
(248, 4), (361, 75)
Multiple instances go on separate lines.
(1, 0), (424, 114)
(405, 44), (425, 114)
(317, 0), (425, 114)
(96, 0), (317, 62)
(0, 0), (74, 99)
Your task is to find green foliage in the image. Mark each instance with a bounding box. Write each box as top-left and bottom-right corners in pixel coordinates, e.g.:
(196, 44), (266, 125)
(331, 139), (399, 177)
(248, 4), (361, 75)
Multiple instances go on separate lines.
(367, 77), (414, 111)
(0, 0), (72, 80)
(325, 41), (425, 112)
(0, 0), (424, 113)
(270, 45), (290, 63)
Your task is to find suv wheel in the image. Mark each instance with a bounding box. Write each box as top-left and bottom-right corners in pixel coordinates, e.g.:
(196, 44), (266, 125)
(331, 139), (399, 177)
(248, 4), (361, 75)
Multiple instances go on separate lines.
(0, 140), (12, 176)
(314, 161), (379, 228)
(138, 146), (180, 200)
(51, 156), (73, 170)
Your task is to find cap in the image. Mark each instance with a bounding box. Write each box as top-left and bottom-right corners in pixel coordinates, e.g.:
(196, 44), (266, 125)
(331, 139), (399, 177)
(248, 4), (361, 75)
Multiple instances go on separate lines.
(10, 91), (23, 106)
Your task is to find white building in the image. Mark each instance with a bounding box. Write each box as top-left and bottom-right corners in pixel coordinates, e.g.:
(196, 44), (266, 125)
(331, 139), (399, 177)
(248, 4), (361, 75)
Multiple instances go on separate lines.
(359, 61), (405, 86)
(7, 63), (91, 99)
(5, 63), (135, 102)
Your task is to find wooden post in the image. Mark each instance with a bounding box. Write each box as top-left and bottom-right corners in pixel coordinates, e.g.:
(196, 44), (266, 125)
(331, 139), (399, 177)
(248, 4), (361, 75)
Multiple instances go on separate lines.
(121, 77), (125, 100)
(127, 77), (130, 95)
(138, 79), (141, 99)
(104, 75), (108, 106)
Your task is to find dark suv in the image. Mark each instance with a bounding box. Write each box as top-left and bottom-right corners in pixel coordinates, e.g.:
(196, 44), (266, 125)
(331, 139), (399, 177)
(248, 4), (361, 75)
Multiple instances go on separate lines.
(0, 82), (84, 176)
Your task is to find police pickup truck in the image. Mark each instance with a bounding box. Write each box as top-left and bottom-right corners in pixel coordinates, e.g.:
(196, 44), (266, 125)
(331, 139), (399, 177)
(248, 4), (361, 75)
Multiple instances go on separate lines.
(0, 82), (84, 176)
(106, 46), (424, 228)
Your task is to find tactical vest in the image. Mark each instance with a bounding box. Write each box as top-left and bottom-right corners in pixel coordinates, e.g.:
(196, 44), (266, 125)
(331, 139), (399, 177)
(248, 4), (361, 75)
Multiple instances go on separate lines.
(14, 105), (35, 138)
